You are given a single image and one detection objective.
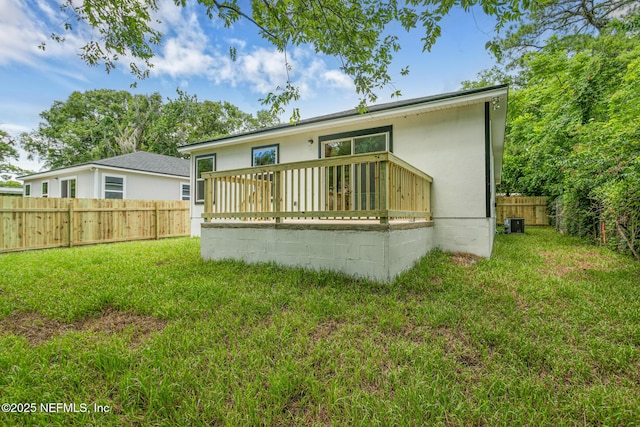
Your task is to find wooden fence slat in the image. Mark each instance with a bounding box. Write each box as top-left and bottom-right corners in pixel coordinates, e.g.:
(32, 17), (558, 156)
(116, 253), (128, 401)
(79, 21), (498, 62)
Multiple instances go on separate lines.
(0, 197), (190, 253)
(496, 196), (549, 226)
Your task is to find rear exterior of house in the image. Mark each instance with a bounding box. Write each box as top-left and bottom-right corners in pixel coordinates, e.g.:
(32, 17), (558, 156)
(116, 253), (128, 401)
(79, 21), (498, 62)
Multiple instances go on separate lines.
(179, 85), (508, 281)
(20, 152), (191, 201)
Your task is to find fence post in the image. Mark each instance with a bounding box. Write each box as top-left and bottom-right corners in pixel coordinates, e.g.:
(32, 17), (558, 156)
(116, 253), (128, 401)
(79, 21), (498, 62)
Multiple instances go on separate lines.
(68, 202), (74, 248)
(155, 201), (160, 240)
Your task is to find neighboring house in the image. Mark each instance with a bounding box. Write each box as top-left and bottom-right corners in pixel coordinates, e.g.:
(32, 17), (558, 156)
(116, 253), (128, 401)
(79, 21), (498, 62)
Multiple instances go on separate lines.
(19, 151), (190, 201)
(178, 85), (508, 281)
(0, 187), (23, 197)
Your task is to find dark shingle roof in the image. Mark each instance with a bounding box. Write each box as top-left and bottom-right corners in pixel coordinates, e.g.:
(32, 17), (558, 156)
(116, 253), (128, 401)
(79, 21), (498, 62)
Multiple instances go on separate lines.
(19, 151), (189, 179)
(93, 152), (189, 177)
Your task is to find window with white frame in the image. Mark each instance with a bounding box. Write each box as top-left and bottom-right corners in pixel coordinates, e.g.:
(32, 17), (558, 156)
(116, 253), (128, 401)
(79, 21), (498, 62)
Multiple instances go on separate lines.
(24, 184), (31, 197)
(104, 175), (124, 199)
(60, 178), (77, 198)
(41, 181), (48, 198)
(181, 183), (190, 201)
(195, 154), (215, 204)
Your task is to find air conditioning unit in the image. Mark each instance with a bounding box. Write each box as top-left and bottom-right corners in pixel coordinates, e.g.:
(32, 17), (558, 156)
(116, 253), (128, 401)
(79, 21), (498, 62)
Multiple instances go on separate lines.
(504, 218), (525, 234)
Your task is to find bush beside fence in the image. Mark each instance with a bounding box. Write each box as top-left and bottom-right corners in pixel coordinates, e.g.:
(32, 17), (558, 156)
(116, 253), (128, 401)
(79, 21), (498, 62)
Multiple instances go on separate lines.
(0, 197), (190, 253)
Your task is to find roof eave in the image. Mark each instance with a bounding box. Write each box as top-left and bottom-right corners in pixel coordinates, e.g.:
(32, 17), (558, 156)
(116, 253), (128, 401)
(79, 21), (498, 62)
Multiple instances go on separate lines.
(19, 164), (189, 181)
(178, 85), (509, 155)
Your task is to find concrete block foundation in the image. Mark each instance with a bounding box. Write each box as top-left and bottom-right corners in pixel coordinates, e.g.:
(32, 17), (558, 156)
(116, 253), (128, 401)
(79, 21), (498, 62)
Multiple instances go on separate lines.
(200, 221), (435, 282)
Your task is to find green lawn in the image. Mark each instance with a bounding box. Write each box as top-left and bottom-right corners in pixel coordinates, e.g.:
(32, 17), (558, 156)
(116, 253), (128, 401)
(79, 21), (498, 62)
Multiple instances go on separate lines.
(0, 228), (638, 426)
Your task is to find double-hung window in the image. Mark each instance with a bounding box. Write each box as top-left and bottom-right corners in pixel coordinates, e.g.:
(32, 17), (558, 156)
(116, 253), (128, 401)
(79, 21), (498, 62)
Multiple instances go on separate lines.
(104, 175), (125, 199)
(181, 183), (190, 201)
(41, 181), (48, 198)
(61, 178), (77, 198)
(195, 155), (215, 204)
(24, 184), (31, 197)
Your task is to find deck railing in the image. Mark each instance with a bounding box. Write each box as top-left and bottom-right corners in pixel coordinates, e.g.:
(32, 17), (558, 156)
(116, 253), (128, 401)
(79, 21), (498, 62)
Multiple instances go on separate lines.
(201, 152), (432, 223)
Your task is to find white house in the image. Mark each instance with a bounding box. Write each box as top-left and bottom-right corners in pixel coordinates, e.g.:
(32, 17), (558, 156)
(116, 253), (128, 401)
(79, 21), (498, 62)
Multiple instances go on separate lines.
(19, 151), (190, 201)
(178, 85), (508, 281)
(0, 187), (23, 196)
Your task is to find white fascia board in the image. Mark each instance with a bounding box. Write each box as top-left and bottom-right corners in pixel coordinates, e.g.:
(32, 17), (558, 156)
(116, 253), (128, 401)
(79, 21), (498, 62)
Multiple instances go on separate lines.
(19, 164), (95, 181)
(178, 87), (509, 156)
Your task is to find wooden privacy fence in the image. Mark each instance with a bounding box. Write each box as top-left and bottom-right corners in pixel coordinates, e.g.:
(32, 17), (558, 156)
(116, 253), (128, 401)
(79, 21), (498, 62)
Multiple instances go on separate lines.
(0, 197), (190, 253)
(496, 196), (549, 226)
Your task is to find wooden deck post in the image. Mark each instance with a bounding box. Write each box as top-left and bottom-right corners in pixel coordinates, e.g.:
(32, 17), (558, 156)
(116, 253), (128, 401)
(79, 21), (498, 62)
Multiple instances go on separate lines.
(274, 170), (282, 223)
(204, 178), (211, 223)
(379, 160), (389, 224)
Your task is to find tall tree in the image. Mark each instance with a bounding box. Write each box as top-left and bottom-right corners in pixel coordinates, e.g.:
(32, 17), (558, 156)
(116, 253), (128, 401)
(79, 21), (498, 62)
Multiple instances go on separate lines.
(0, 129), (25, 181)
(43, 0), (535, 116)
(21, 90), (141, 168)
(21, 89), (278, 168)
(487, 0), (639, 65)
(491, 13), (640, 256)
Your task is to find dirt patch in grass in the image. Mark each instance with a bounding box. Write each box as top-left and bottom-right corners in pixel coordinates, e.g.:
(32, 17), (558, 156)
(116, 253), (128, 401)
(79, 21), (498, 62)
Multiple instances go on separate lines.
(0, 312), (75, 345)
(539, 250), (619, 277)
(310, 319), (347, 344)
(450, 252), (483, 267)
(80, 308), (167, 346)
(0, 308), (166, 346)
(437, 326), (483, 369)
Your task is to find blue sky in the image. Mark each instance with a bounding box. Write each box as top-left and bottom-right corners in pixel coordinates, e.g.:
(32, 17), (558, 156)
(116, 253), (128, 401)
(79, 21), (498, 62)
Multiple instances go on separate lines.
(0, 0), (501, 173)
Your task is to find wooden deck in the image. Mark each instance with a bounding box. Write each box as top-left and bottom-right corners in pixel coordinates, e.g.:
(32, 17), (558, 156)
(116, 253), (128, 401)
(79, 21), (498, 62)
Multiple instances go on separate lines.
(201, 152), (432, 224)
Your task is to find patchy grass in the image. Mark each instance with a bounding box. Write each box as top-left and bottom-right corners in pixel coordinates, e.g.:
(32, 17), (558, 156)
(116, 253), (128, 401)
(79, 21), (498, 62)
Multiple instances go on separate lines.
(0, 228), (638, 425)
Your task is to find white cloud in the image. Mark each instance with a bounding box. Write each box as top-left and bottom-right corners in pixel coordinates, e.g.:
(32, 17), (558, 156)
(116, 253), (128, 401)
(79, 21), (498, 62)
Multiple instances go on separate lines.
(321, 70), (353, 89)
(0, 0), (96, 68)
(34, 0), (59, 22)
(0, 122), (31, 136)
(148, 5), (221, 78)
(152, 37), (218, 77)
(235, 48), (291, 93)
(153, 0), (186, 31)
(142, 2), (353, 97)
(0, 0), (47, 66)
(1, 0), (355, 105)
(225, 38), (248, 50)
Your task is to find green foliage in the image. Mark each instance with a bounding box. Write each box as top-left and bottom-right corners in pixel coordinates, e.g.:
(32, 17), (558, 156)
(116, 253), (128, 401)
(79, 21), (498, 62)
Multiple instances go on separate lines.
(0, 180), (23, 188)
(45, 0), (538, 117)
(493, 13), (640, 258)
(0, 130), (25, 180)
(486, 0), (639, 66)
(20, 89), (279, 168)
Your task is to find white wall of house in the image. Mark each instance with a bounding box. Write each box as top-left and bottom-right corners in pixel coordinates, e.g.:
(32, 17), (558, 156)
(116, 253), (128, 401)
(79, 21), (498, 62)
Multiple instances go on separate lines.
(188, 102), (499, 256)
(22, 168), (189, 201)
(109, 171), (189, 200)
